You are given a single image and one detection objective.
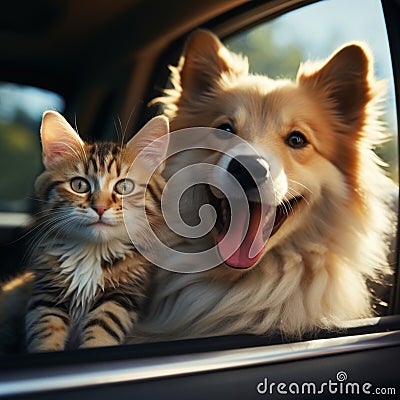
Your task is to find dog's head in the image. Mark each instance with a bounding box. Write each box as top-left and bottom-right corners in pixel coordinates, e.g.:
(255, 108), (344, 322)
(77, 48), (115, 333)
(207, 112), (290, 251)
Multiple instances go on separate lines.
(159, 30), (387, 270)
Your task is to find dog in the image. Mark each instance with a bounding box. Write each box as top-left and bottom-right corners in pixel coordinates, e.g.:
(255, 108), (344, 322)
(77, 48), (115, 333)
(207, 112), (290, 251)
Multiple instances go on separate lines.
(128, 29), (396, 343)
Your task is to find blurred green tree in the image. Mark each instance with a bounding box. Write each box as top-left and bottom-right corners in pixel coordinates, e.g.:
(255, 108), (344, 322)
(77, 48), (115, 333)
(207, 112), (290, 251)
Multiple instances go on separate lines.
(0, 121), (41, 209)
(226, 25), (303, 79)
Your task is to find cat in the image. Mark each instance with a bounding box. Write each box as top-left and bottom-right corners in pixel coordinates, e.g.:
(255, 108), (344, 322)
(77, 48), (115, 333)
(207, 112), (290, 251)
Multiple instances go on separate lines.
(24, 110), (170, 351)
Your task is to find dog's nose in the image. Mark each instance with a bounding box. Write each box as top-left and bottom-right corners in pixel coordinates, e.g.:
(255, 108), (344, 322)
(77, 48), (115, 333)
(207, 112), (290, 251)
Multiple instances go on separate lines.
(227, 155), (269, 191)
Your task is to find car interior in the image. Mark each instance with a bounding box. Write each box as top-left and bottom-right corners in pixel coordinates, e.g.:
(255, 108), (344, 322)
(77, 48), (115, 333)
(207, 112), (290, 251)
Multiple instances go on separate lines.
(0, 0), (399, 398)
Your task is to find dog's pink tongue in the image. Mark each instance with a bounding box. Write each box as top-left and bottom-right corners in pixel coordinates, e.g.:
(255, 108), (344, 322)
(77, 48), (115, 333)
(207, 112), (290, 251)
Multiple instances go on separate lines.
(217, 203), (264, 269)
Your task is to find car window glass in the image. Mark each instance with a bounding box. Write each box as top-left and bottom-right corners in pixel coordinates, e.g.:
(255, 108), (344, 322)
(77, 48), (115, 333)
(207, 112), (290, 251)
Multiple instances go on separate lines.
(0, 83), (64, 216)
(225, 0), (398, 183)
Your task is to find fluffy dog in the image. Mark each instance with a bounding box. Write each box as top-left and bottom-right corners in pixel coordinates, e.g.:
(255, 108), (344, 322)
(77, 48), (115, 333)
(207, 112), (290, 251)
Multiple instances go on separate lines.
(129, 30), (396, 342)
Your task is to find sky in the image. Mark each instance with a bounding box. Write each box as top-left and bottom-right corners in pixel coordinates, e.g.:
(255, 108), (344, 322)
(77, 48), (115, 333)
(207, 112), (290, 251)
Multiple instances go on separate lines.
(269, 0), (396, 128)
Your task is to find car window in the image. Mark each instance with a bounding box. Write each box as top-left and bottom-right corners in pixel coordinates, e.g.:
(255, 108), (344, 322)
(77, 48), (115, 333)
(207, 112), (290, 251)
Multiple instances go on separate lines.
(0, 2), (399, 398)
(0, 0), (398, 362)
(0, 83), (64, 218)
(224, 0), (398, 184)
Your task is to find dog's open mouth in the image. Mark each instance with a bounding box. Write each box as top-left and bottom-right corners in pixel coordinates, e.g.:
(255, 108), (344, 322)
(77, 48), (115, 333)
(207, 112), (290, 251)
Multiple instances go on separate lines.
(208, 186), (303, 269)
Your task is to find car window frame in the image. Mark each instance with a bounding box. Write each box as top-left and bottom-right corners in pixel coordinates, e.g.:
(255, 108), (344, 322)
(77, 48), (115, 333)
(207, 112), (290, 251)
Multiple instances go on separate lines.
(0, 0), (399, 397)
(382, 0), (400, 315)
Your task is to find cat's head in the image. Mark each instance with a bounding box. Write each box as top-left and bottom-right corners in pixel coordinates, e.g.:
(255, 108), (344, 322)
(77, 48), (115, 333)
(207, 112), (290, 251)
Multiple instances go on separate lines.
(35, 111), (169, 244)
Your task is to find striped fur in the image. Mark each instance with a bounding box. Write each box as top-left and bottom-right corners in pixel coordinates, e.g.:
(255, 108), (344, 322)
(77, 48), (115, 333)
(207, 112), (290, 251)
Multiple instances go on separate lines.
(24, 112), (169, 352)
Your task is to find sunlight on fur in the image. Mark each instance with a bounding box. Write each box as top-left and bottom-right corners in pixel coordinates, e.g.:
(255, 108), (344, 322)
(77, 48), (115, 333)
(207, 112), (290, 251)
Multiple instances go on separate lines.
(129, 30), (397, 342)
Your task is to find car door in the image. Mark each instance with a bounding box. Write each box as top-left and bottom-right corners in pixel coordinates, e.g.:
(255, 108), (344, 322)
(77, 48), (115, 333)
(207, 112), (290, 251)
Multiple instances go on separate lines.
(0, 0), (399, 399)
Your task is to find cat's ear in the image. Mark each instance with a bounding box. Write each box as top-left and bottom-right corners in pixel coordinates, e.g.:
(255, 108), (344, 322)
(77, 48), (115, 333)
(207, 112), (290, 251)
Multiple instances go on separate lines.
(40, 111), (84, 168)
(127, 115), (170, 171)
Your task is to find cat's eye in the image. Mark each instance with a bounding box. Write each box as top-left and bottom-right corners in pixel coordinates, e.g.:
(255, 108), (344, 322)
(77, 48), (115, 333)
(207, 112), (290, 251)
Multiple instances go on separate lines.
(114, 179), (135, 195)
(214, 123), (235, 140)
(70, 177), (91, 193)
(285, 131), (308, 149)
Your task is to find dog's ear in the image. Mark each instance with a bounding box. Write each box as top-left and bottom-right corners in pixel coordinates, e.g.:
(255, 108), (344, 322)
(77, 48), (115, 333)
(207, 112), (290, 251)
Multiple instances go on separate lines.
(298, 43), (375, 132)
(178, 30), (248, 99)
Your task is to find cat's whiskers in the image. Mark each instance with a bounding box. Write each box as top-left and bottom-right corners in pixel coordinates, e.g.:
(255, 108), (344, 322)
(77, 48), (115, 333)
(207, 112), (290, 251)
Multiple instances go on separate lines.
(25, 196), (51, 204)
(73, 118), (89, 167)
(119, 105), (138, 147)
(113, 117), (123, 146)
(54, 139), (88, 167)
(9, 208), (67, 246)
(31, 207), (66, 218)
(30, 215), (76, 247)
(25, 220), (70, 260)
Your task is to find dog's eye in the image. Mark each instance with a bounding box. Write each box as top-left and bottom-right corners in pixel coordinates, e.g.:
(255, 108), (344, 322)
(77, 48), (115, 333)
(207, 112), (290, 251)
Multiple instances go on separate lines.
(217, 123), (234, 133)
(285, 131), (308, 149)
(214, 123), (235, 140)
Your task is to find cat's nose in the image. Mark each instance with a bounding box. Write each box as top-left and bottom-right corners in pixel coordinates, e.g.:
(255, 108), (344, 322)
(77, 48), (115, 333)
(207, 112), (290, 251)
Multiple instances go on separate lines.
(92, 205), (108, 216)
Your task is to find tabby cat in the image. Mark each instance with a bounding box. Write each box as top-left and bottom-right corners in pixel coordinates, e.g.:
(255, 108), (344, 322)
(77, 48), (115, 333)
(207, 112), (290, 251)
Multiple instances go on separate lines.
(25, 111), (169, 351)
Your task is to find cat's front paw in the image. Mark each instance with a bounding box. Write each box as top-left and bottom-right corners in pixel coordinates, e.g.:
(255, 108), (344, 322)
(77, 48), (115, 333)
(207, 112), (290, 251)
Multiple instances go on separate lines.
(79, 336), (120, 349)
(27, 340), (65, 352)
(26, 315), (69, 352)
(79, 338), (121, 349)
